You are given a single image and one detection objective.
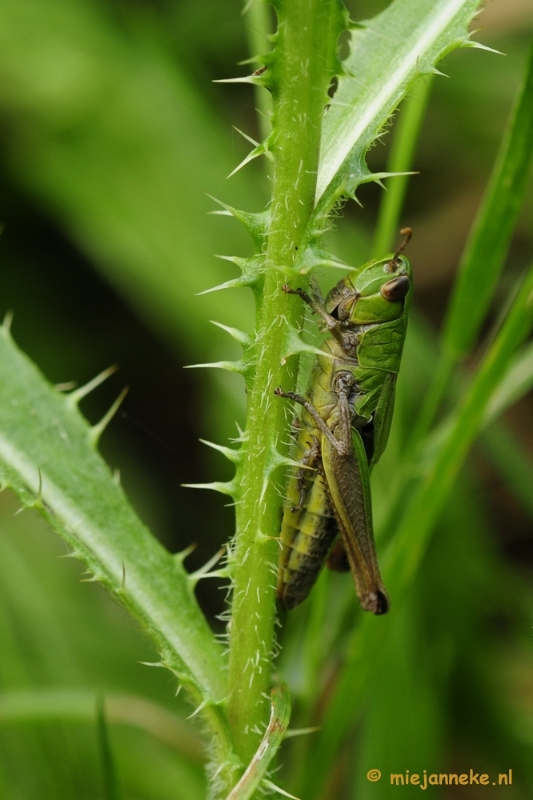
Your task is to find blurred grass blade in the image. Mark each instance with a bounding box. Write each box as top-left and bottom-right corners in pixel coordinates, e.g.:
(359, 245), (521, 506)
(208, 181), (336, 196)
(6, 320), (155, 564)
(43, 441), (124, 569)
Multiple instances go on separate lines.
(0, 689), (204, 763)
(371, 75), (433, 258)
(225, 685), (291, 800)
(300, 263), (533, 800)
(97, 696), (120, 800)
(389, 263), (533, 591)
(484, 340), (533, 422)
(442, 35), (533, 360)
(481, 423), (533, 523)
(411, 36), (533, 444)
(0, 532), (80, 685)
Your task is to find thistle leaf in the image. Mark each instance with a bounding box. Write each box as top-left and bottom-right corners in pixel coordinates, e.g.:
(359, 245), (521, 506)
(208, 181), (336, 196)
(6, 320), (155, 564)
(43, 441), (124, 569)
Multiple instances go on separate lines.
(0, 329), (227, 707)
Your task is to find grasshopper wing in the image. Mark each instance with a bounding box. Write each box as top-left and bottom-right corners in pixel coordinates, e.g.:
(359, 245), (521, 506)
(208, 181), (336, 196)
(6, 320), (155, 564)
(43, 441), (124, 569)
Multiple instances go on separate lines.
(370, 371), (397, 468)
(322, 427), (389, 614)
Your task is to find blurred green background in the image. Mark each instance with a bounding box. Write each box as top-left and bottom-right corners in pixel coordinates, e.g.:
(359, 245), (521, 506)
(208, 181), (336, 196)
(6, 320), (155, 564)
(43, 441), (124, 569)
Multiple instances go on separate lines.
(1, 0), (533, 797)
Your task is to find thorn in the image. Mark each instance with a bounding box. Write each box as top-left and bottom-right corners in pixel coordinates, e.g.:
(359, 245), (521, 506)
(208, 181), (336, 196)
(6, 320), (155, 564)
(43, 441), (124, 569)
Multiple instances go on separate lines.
(67, 365), (119, 407)
(206, 194), (238, 214)
(55, 381), (77, 392)
(466, 39), (503, 56)
(227, 142), (272, 178)
(205, 195), (269, 242)
(120, 561), (126, 592)
(113, 468), (121, 487)
(184, 361), (246, 374)
(366, 170), (417, 184)
(255, 530), (280, 544)
(227, 149), (262, 179)
(283, 726), (320, 739)
(348, 19), (365, 30)
(187, 548), (226, 585)
(276, 455), (313, 472)
(80, 573), (100, 583)
(138, 661), (166, 668)
(214, 254), (248, 269)
(233, 126), (259, 148)
(2, 310), (14, 335)
(174, 543), (198, 566)
(186, 699), (209, 720)
(58, 550), (80, 559)
(89, 387), (129, 447)
(213, 75), (260, 86)
(196, 277), (247, 295)
(33, 467), (43, 509)
(182, 481), (236, 496)
(197, 254), (263, 291)
(289, 249), (349, 275)
(199, 438), (242, 463)
(191, 568), (230, 582)
(237, 55), (264, 67)
(262, 779), (301, 800)
(209, 320), (251, 347)
(280, 328), (334, 365)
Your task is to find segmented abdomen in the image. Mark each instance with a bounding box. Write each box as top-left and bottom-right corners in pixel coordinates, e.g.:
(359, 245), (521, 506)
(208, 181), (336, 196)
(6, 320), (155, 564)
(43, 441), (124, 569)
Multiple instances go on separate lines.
(277, 424), (338, 610)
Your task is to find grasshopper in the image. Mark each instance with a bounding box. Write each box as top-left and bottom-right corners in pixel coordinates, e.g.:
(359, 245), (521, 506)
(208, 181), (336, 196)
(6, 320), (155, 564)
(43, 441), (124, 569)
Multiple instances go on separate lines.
(275, 229), (413, 614)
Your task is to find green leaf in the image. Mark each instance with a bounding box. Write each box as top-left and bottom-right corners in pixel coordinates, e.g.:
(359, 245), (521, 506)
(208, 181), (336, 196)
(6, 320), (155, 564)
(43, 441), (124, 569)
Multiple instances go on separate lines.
(484, 339), (533, 422)
(388, 263), (533, 594)
(442, 34), (533, 359)
(315, 0), (483, 211)
(0, 326), (227, 708)
(96, 697), (121, 800)
(0, 688), (203, 761)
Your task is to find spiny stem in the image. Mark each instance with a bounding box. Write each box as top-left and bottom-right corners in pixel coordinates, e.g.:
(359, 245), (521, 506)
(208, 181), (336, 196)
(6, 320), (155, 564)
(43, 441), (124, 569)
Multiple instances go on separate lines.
(227, 0), (345, 771)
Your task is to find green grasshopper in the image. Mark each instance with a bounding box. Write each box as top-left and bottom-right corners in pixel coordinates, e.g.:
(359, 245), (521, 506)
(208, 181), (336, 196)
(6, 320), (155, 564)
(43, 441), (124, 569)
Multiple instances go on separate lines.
(275, 229), (413, 614)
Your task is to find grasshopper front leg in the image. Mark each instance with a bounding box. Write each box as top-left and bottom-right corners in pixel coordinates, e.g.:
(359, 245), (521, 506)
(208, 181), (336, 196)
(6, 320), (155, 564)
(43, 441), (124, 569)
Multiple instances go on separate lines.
(282, 283), (348, 349)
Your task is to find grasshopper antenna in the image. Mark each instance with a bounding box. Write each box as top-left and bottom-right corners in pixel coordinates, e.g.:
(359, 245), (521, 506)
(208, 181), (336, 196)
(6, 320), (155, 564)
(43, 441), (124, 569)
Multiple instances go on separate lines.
(388, 227), (412, 271)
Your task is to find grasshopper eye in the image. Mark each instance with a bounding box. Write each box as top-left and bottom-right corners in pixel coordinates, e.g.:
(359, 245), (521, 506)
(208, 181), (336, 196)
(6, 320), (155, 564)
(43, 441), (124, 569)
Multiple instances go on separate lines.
(381, 275), (410, 303)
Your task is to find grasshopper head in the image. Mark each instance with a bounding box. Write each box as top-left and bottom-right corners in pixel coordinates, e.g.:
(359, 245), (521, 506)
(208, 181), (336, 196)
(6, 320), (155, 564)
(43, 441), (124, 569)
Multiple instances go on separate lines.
(326, 229), (413, 325)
